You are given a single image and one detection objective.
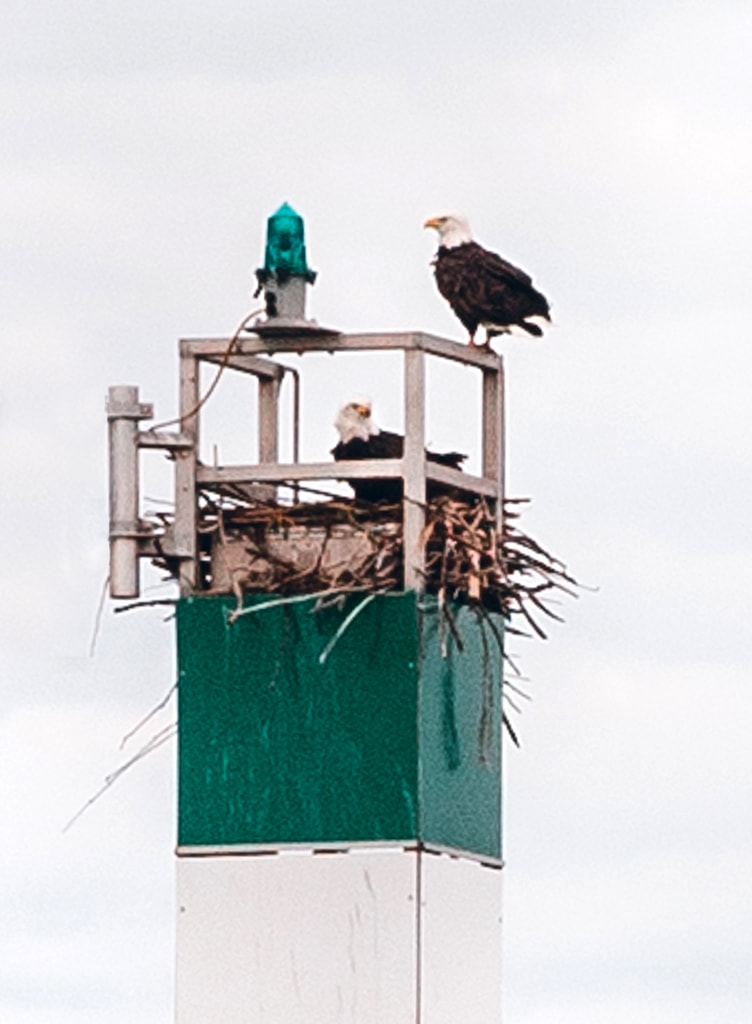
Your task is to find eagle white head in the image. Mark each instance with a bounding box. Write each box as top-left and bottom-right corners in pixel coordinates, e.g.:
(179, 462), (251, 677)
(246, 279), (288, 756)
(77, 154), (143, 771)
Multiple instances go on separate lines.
(424, 212), (473, 249)
(334, 398), (379, 444)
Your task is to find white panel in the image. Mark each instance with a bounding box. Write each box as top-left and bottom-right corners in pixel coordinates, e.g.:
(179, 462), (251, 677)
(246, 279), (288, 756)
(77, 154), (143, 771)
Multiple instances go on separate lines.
(176, 849), (503, 1024)
(420, 853), (503, 1023)
(176, 849), (417, 1024)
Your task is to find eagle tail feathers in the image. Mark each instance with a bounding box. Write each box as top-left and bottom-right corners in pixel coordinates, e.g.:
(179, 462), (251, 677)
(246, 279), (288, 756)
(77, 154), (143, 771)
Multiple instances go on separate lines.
(428, 450), (468, 469)
(519, 321), (544, 337)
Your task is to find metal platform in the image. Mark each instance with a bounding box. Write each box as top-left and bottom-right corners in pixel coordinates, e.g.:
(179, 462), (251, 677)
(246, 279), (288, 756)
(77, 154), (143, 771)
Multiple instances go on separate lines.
(107, 330), (505, 598)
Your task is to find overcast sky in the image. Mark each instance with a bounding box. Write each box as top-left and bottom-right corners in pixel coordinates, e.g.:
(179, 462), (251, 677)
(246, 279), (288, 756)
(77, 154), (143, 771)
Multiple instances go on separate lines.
(2, 1), (752, 1021)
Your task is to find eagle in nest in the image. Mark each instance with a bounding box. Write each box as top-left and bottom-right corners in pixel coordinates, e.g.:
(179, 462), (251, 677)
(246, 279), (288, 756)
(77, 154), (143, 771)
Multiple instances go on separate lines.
(424, 213), (551, 345)
(332, 399), (466, 505)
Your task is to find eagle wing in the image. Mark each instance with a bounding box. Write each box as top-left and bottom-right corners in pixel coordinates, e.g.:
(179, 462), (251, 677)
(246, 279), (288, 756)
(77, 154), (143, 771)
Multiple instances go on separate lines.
(434, 241), (550, 337)
(470, 244), (534, 287)
(465, 243), (550, 325)
(368, 430), (404, 459)
(332, 428), (466, 503)
(331, 431), (403, 461)
(331, 437), (371, 460)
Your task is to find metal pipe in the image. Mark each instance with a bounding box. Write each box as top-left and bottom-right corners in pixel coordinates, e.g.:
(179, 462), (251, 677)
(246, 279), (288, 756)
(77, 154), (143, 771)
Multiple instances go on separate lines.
(289, 366), (300, 466)
(175, 349), (199, 594)
(107, 385), (147, 599)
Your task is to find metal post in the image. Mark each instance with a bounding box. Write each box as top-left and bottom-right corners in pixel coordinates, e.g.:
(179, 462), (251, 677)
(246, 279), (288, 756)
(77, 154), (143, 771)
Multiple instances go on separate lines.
(107, 385), (152, 598)
(258, 379), (280, 463)
(257, 377), (280, 503)
(403, 348), (426, 590)
(482, 355), (505, 531)
(175, 346), (200, 594)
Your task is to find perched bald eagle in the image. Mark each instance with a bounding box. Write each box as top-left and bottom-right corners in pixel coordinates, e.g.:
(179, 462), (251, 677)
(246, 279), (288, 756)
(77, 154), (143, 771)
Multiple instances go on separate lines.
(332, 400), (466, 505)
(424, 213), (551, 345)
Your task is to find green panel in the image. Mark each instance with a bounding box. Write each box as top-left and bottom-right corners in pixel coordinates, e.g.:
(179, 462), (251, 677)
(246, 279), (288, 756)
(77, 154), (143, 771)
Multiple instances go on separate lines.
(177, 593), (502, 858)
(418, 605), (502, 858)
(177, 594), (420, 847)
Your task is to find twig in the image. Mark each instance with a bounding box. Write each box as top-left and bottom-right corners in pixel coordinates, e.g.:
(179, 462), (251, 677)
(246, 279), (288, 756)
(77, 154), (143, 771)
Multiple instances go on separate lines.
(318, 591), (381, 665)
(504, 677), (532, 701)
(227, 587), (366, 624)
(440, 600), (464, 654)
(62, 723), (177, 833)
(88, 573), (110, 658)
(120, 681), (177, 749)
(502, 713), (520, 747)
(113, 598), (178, 615)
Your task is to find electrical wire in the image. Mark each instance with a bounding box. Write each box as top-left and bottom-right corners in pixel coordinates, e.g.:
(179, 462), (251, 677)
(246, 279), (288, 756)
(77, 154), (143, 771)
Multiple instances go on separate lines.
(149, 306), (265, 432)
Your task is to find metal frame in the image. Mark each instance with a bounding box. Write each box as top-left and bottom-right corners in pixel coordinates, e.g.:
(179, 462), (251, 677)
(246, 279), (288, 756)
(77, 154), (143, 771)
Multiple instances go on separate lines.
(107, 331), (504, 598)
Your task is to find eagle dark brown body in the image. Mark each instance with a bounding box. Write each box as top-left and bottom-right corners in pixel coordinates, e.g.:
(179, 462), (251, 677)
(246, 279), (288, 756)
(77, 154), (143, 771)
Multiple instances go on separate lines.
(433, 241), (551, 342)
(332, 429), (466, 505)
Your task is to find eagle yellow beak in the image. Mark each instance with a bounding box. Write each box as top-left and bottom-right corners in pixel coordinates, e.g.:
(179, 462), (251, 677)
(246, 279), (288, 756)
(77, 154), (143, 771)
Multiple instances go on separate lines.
(356, 404), (371, 418)
(424, 216), (442, 230)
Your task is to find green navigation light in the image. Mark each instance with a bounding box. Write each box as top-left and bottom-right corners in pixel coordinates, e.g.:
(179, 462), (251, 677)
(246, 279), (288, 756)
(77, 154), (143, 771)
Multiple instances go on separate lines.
(257, 202), (317, 285)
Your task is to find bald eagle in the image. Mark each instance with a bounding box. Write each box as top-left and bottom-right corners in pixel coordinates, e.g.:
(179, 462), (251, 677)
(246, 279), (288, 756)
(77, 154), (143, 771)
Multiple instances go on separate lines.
(424, 213), (551, 345)
(332, 400), (466, 505)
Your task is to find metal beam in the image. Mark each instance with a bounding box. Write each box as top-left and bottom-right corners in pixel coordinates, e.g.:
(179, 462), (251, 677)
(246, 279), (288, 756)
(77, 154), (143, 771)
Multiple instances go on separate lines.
(180, 332), (499, 370)
(197, 459), (404, 485)
(197, 461), (498, 496)
(200, 353), (285, 380)
(138, 430), (194, 451)
(425, 463), (499, 498)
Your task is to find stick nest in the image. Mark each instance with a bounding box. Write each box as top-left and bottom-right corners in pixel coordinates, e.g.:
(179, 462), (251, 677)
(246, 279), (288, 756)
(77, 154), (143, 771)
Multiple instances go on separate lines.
(149, 494), (578, 642)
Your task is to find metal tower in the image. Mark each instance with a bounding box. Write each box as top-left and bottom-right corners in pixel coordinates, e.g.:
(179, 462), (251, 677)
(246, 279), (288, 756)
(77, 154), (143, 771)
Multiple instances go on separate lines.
(107, 206), (505, 1023)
